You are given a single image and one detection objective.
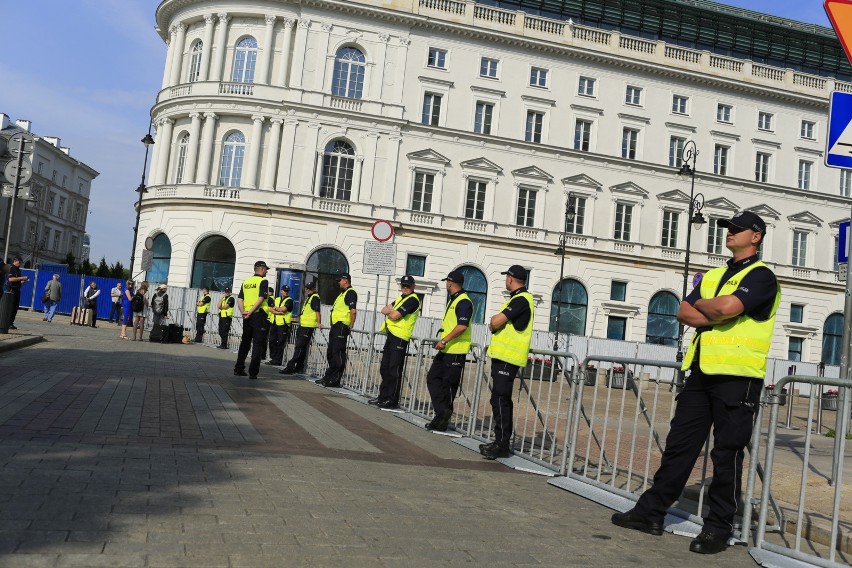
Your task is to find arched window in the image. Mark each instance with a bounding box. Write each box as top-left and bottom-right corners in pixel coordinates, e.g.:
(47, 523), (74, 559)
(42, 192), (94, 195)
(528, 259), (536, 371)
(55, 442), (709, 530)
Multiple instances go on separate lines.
(646, 291), (680, 346)
(822, 313), (844, 366)
(549, 278), (587, 336)
(306, 247), (349, 303)
(188, 41), (203, 82)
(149, 233), (172, 284)
(174, 133), (189, 184)
(190, 235), (236, 291)
(231, 37), (258, 84)
(331, 47), (366, 99)
(320, 140), (355, 200)
(218, 131), (245, 187)
(456, 265), (487, 324)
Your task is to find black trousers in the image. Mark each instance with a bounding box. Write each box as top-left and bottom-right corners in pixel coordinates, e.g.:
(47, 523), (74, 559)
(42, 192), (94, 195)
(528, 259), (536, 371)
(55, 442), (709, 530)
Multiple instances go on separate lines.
(195, 312), (208, 342)
(321, 322), (350, 384)
(10, 289), (19, 325)
(268, 323), (290, 365)
(86, 301), (97, 327)
(283, 326), (314, 373)
(633, 370), (763, 537)
(378, 334), (409, 405)
(108, 303), (122, 322)
(490, 360), (521, 448)
(234, 312), (269, 378)
(218, 317), (232, 348)
(426, 352), (467, 419)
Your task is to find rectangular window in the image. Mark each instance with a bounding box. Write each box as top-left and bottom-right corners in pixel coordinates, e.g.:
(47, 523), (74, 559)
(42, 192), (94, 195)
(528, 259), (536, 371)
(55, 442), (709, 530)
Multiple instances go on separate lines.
(841, 169), (852, 197)
(613, 203), (633, 241)
(566, 195), (586, 234)
(48, 193), (56, 214)
(672, 95), (688, 114)
(578, 76), (596, 97)
(51, 170), (57, 182)
(73, 203), (82, 224)
(574, 119), (592, 151)
(755, 152), (770, 183)
(480, 57), (499, 78)
(529, 66), (548, 88)
(525, 111), (543, 143)
(516, 187), (537, 227)
(714, 144), (729, 176)
(717, 103), (732, 123)
(607, 316), (627, 340)
(669, 136), (685, 168)
(70, 235), (78, 254)
(42, 227), (51, 248)
(474, 101), (494, 135)
(427, 47), (447, 69)
(792, 230), (808, 266)
(411, 172), (434, 213)
(788, 337), (803, 362)
(661, 210), (679, 248)
(707, 218), (724, 255)
(58, 198), (66, 219)
(625, 85), (642, 105)
(53, 231), (61, 252)
(798, 160), (812, 190)
(37, 161), (43, 174)
(610, 281), (627, 301)
(406, 254), (426, 277)
(422, 93), (442, 126)
(790, 303), (804, 324)
(62, 175), (67, 188)
(800, 120), (815, 140)
(621, 128), (638, 159)
(465, 179), (487, 220)
(758, 111), (774, 131)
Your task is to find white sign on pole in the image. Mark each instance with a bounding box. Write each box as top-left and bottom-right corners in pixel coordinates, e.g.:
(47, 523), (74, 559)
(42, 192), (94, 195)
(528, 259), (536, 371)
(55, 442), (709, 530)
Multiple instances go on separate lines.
(141, 249), (154, 271)
(363, 240), (396, 276)
(4, 158), (32, 185)
(1, 185), (31, 199)
(840, 262), (848, 282)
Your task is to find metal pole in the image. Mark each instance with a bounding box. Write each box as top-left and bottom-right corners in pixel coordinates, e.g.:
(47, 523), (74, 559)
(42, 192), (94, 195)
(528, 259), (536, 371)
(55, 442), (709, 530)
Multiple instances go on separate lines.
(129, 125), (155, 277)
(2, 149), (25, 262)
(831, 201), (852, 485)
(675, 141), (698, 385)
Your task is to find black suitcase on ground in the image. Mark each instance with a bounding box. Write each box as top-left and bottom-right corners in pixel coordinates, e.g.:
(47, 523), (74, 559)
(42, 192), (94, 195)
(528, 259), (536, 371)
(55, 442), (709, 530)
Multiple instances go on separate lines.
(167, 324), (183, 344)
(150, 324), (168, 343)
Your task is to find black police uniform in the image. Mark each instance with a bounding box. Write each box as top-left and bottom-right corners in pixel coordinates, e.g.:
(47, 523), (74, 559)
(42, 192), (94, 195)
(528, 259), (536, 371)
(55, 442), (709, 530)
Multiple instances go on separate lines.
(218, 295), (235, 349)
(320, 287), (358, 387)
(7, 265), (22, 327)
(234, 278), (270, 379)
(377, 293), (421, 407)
(426, 290), (474, 425)
(281, 293), (321, 374)
(195, 293), (212, 342)
(267, 295), (293, 365)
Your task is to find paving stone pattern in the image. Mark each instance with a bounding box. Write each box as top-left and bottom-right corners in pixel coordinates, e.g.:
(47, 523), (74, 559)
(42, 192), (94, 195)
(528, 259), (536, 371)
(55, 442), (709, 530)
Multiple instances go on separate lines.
(0, 312), (755, 566)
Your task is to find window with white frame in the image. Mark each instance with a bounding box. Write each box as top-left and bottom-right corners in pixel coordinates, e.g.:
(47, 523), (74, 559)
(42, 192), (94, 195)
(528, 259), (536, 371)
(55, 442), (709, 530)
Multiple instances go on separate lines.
(621, 128), (638, 159)
(58, 198), (65, 219)
(841, 169), (852, 197)
(218, 131), (245, 187)
(319, 140), (355, 201)
(62, 175), (67, 188)
(427, 47), (447, 69)
(73, 203), (82, 224)
(26, 222), (36, 244)
(175, 133), (189, 184)
(798, 160), (813, 190)
(717, 103), (732, 123)
(661, 210), (679, 248)
(790, 303), (804, 323)
(37, 161), (43, 174)
(672, 95), (688, 114)
(529, 67), (548, 88)
(792, 230), (808, 266)
(566, 194), (586, 234)
(474, 101), (494, 135)
(788, 337), (803, 361)
(755, 152), (771, 183)
(411, 171), (434, 213)
(714, 144), (730, 176)
(578, 76), (596, 97)
(574, 119), (592, 151)
(465, 179), (487, 220)
(331, 47), (366, 99)
(669, 136), (685, 168)
(758, 111), (774, 131)
(625, 85), (642, 106)
(188, 41), (203, 82)
(480, 57), (499, 79)
(231, 37), (258, 84)
(525, 111), (544, 143)
(48, 192), (56, 214)
(707, 218), (725, 255)
(516, 186), (537, 227)
(53, 231), (61, 252)
(422, 93), (442, 126)
(613, 202), (633, 241)
(70, 235), (78, 254)
(42, 227), (50, 249)
(801, 120), (816, 140)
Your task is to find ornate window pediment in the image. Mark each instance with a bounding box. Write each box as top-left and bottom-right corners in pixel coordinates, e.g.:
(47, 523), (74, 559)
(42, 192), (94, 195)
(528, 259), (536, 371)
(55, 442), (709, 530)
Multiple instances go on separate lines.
(460, 157), (502, 174)
(657, 189), (691, 203)
(787, 211), (823, 226)
(512, 166), (553, 183)
(747, 204), (781, 220)
(406, 149), (451, 166)
(830, 217), (851, 229)
(610, 181), (648, 198)
(561, 173), (601, 189)
(704, 197), (739, 211)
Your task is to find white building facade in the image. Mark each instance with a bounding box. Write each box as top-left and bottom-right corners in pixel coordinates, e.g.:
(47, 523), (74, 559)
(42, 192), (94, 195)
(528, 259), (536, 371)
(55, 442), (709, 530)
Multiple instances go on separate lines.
(143, 0), (851, 364)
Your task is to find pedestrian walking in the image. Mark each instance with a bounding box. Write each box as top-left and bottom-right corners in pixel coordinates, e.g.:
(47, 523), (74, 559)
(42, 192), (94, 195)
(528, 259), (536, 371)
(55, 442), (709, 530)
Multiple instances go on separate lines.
(194, 287), (212, 343)
(479, 265), (534, 460)
(369, 275), (420, 410)
(266, 286), (293, 366)
(217, 288), (235, 349)
(317, 273), (357, 388)
(280, 281), (321, 375)
(119, 280), (135, 340)
(234, 261), (271, 380)
(424, 270), (473, 432)
(43, 274), (62, 323)
(612, 211), (780, 555)
(108, 282), (123, 324)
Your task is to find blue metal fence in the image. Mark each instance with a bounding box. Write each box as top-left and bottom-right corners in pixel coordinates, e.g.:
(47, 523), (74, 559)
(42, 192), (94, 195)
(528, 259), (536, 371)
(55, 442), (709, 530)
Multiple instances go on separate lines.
(23, 270), (126, 321)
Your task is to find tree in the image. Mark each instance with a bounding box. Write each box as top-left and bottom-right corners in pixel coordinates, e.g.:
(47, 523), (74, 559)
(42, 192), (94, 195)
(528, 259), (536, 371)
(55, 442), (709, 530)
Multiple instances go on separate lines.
(95, 257), (110, 277)
(63, 252), (77, 274)
(79, 260), (97, 276)
(110, 260), (128, 280)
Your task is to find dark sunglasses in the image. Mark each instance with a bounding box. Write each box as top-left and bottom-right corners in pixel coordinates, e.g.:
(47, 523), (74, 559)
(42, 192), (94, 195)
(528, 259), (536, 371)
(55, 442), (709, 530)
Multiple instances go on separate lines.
(727, 225), (750, 235)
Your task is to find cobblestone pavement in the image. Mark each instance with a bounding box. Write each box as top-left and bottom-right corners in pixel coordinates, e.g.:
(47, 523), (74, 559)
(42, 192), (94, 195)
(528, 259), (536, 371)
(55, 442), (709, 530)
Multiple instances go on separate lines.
(0, 311), (757, 566)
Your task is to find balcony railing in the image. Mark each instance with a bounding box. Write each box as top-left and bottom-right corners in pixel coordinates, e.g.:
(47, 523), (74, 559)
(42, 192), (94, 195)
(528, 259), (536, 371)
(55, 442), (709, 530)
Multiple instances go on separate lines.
(155, 186), (177, 197)
(219, 82), (254, 96)
(409, 212), (435, 225)
(204, 186), (241, 200)
(473, 4), (515, 26)
(317, 199), (351, 214)
(515, 227), (540, 240)
(464, 219), (487, 233)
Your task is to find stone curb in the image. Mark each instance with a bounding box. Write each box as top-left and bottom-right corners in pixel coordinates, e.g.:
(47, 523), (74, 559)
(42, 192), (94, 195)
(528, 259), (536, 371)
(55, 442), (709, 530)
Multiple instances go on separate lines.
(0, 334), (44, 354)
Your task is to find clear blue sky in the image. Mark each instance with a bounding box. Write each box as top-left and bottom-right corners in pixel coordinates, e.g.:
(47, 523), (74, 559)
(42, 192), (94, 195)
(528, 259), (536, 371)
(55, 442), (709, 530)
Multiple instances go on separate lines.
(0, 0), (835, 267)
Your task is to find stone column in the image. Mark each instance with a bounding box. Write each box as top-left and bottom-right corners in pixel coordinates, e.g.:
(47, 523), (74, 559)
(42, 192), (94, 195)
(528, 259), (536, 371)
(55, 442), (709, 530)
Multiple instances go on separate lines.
(384, 135), (402, 205)
(314, 22), (333, 91)
(359, 132), (379, 203)
(169, 23), (187, 85)
(277, 19), (295, 87)
(153, 118), (175, 186)
(147, 120), (162, 184)
(372, 34), (389, 100)
(211, 13), (230, 83)
(290, 19), (311, 89)
(161, 31), (175, 89)
(258, 15), (276, 85)
(301, 122), (321, 193)
(262, 118), (283, 190)
(276, 118), (298, 190)
(243, 115), (265, 189)
(185, 112), (203, 183)
(393, 38), (410, 104)
(200, 14), (216, 81)
(196, 113), (218, 185)
(351, 156), (364, 202)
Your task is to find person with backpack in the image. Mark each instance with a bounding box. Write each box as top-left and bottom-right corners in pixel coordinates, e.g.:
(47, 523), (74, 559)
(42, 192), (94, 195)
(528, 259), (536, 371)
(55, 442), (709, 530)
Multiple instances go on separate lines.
(131, 282), (149, 341)
(119, 280), (135, 340)
(151, 284), (169, 330)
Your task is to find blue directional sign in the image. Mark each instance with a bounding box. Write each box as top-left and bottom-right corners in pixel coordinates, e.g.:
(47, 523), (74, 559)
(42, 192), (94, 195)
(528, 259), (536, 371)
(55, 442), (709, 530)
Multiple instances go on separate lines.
(827, 92), (852, 168)
(840, 220), (851, 264)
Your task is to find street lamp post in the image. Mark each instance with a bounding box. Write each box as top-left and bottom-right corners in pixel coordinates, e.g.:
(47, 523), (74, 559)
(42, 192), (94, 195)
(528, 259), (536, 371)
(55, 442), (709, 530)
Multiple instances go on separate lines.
(129, 126), (155, 278)
(553, 192), (577, 351)
(675, 140), (706, 376)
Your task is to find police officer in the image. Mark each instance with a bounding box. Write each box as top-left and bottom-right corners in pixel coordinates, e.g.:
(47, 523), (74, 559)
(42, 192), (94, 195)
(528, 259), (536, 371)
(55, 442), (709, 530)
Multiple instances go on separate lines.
(613, 211), (780, 555)
(425, 270), (472, 432)
(479, 265), (534, 460)
(194, 287), (212, 343)
(369, 275), (421, 410)
(6, 256), (28, 330)
(317, 272), (357, 388)
(217, 288), (235, 349)
(234, 261), (271, 380)
(280, 281), (321, 375)
(266, 285), (293, 366)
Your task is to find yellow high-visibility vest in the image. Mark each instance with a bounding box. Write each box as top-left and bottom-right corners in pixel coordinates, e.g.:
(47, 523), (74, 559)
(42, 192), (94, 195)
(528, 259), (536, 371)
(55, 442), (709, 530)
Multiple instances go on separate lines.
(299, 293), (320, 328)
(218, 295), (234, 318)
(241, 276), (269, 316)
(197, 294), (211, 314)
(331, 287), (356, 326)
(380, 293), (420, 341)
(440, 292), (472, 354)
(269, 296), (292, 326)
(487, 291), (534, 367)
